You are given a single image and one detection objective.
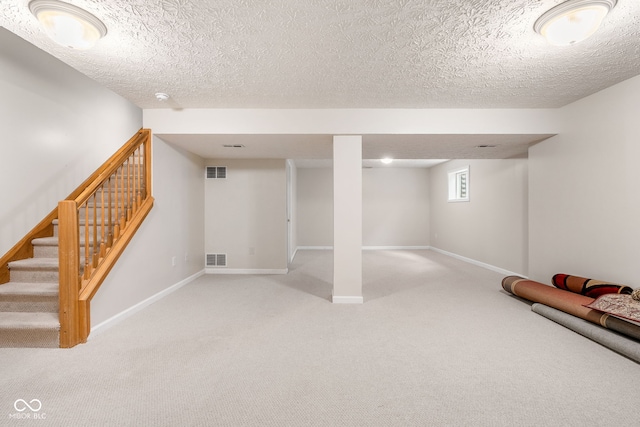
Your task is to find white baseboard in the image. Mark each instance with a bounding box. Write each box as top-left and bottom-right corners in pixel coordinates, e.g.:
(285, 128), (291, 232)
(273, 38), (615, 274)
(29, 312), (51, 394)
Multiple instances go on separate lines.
(206, 268), (288, 275)
(296, 246), (333, 250)
(297, 246), (430, 251)
(429, 247), (526, 278)
(332, 295), (364, 304)
(363, 246), (430, 250)
(90, 269), (205, 338)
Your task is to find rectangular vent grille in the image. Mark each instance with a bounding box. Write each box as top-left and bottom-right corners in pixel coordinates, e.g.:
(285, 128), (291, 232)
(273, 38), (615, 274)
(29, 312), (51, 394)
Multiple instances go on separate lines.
(206, 253), (227, 267)
(206, 166), (227, 179)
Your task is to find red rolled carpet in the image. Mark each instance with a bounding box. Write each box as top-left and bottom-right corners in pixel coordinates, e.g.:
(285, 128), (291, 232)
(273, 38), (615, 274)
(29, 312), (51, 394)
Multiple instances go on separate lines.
(551, 273), (633, 298)
(502, 276), (640, 341)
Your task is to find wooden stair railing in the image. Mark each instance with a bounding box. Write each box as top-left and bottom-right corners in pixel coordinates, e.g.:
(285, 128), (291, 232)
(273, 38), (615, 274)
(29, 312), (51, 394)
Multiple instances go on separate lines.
(0, 129), (154, 348)
(58, 129), (154, 347)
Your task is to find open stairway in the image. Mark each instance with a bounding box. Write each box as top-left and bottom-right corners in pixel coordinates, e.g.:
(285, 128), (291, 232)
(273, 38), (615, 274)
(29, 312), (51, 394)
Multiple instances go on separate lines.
(0, 129), (153, 348)
(0, 217), (95, 347)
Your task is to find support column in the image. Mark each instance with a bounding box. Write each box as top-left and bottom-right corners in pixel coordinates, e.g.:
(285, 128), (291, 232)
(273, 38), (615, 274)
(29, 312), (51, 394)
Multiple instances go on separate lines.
(332, 135), (363, 304)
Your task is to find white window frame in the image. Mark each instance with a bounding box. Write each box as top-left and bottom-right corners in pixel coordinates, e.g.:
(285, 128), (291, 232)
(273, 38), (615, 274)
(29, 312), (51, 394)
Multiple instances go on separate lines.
(448, 166), (470, 202)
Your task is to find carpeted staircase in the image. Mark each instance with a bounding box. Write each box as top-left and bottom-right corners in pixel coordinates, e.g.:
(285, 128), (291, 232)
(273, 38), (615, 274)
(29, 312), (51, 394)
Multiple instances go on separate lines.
(0, 224), (61, 347)
(0, 208), (102, 348)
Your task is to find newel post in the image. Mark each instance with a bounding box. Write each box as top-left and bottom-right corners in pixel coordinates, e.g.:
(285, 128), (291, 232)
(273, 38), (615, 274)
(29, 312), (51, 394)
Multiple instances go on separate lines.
(58, 201), (81, 348)
(143, 130), (152, 199)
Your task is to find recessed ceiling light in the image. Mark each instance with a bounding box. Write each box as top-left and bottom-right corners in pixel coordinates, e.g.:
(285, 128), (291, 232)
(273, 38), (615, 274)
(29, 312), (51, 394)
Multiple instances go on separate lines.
(29, 0), (107, 50)
(155, 92), (170, 101)
(534, 0), (617, 46)
(381, 158), (393, 164)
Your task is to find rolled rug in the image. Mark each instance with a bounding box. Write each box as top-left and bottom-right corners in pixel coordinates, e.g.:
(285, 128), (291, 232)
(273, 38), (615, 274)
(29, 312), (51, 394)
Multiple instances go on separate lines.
(531, 303), (640, 364)
(551, 273), (633, 298)
(502, 276), (640, 341)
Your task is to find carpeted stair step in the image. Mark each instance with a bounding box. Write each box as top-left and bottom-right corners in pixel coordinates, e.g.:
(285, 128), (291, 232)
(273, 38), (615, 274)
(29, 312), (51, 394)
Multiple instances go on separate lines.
(0, 312), (59, 348)
(32, 236), (99, 258)
(52, 217), (126, 237)
(0, 282), (58, 313)
(7, 258), (59, 283)
(32, 237), (60, 258)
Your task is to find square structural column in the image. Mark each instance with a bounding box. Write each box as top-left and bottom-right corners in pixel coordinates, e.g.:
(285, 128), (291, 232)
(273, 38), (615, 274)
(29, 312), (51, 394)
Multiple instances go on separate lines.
(332, 135), (363, 304)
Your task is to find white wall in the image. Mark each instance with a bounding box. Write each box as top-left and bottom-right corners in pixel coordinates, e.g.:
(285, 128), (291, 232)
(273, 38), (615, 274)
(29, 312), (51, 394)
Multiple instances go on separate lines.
(296, 168), (334, 247)
(296, 167), (430, 248)
(529, 74), (640, 286)
(0, 29), (141, 255)
(0, 29), (205, 329)
(430, 159), (528, 276)
(363, 168), (430, 247)
(204, 159), (287, 271)
(92, 138), (205, 325)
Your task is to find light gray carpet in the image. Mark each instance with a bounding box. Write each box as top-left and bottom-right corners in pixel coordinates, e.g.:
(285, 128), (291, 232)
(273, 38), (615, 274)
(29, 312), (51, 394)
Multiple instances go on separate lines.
(531, 303), (640, 363)
(1, 250), (639, 426)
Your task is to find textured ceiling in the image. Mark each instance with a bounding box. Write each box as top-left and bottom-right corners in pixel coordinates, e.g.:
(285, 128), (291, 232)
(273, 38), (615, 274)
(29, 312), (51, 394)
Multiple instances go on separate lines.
(3, 0), (640, 110)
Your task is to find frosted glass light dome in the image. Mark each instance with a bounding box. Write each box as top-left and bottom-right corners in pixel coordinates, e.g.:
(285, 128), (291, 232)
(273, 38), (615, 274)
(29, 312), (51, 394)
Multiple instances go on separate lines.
(534, 0), (616, 46)
(29, 0), (107, 49)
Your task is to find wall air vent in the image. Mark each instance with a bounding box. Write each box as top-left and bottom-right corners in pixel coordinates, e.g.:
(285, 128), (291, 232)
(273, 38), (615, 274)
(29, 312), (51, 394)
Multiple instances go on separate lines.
(206, 253), (227, 267)
(206, 166), (227, 179)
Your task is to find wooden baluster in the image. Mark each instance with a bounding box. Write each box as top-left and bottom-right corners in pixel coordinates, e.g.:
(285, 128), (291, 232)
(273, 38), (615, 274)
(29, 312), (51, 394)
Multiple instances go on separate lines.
(114, 168), (120, 240)
(84, 200), (90, 280)
(100, 182), (106, 258)
(120, 163), (126, 231)
(107, 176), (113, 248)
(136, 146), (142, 207)
(131, 152), (137, 214)
(126, 158), (132, 222)
(92, 194), (98, 268)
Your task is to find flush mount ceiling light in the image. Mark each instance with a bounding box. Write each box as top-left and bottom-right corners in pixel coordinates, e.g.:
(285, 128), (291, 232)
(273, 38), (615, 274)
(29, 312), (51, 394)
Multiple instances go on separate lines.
(534, 0), (617, 46)
(29, 0), (107, 50)
(155, 92), (170, 101)
(380, 158), (393, 164)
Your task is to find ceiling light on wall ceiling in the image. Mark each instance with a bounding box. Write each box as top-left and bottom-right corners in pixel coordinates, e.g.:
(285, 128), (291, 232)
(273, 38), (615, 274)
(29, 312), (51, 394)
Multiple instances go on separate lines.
(155, 92), (170, 101)
(381, 158), (393, 164)
(534, 0), (617, 46)
(29, 0), (107, 50)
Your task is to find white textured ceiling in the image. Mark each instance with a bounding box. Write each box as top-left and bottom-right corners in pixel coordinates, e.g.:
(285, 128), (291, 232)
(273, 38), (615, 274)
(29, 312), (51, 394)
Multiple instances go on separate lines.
(3, 1), (639, 164)
(3, 0), (640, 110)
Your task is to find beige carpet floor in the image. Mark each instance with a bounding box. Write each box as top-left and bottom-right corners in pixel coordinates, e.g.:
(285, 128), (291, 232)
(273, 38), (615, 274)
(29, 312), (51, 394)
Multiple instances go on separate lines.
(1, 249), (638, 426)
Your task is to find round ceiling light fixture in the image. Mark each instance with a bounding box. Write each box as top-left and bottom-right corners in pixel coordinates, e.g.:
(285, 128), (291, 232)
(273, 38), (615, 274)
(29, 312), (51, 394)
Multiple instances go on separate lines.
(29, 0), (107, 50)
(534, 0), (617, 46)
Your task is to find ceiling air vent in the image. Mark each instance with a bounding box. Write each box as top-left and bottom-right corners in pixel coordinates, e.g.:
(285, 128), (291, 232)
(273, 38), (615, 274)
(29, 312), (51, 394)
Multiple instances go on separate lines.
(206, 253), (227, 267)
(206, 166), (227, 179)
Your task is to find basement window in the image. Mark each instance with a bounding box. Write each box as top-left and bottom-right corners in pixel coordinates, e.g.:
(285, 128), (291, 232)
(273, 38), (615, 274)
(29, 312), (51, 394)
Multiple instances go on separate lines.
(448, 166), (469, 202)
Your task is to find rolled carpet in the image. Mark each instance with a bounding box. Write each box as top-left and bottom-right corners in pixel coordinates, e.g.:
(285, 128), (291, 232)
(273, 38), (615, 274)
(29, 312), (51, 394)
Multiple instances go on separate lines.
(551, 273), (633, 298)
(502, 276), (640, 341)
(531, 303), (640, 364)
